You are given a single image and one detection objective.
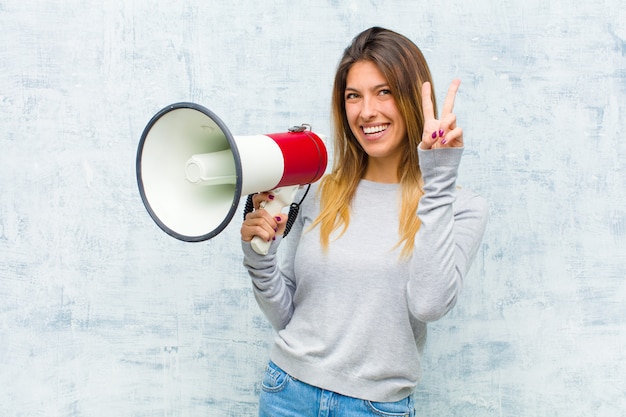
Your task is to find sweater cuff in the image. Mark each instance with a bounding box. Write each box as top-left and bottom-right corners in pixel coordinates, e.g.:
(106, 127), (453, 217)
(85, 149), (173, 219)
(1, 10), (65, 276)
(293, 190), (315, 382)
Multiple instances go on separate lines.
(417, 146), (464, 170)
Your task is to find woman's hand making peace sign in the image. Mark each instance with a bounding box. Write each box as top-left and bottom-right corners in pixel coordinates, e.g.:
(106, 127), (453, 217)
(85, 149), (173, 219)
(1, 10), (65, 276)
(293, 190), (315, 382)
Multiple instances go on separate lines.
(420, 79), (463, 150)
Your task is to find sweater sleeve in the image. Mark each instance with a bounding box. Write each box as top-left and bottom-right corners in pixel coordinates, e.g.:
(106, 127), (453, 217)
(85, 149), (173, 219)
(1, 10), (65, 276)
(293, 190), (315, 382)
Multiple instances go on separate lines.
(407, 146), (489, 322)
(241, 193), (305, 331)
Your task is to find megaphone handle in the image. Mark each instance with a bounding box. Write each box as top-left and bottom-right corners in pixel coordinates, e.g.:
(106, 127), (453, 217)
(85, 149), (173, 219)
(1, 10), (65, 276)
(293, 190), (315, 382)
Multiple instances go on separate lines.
(250, 185), (300, 255)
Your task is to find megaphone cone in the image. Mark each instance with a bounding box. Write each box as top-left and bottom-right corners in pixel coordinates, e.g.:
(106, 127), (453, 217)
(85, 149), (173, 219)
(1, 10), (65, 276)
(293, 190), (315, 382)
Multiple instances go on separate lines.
(136, 102), (327, 253)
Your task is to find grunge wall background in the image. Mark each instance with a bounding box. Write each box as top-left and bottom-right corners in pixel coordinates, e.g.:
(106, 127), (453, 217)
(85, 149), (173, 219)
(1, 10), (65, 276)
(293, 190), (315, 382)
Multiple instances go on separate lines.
(1, 1), (624, 415)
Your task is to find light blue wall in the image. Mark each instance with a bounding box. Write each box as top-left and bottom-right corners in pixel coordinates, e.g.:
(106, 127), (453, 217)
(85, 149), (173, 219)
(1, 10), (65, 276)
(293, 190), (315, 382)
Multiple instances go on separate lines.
(1, 1), (624, 416)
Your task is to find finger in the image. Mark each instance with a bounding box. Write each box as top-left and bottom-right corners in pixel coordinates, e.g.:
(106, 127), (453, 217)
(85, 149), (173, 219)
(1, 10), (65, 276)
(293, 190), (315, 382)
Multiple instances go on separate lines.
(421, 81), (435, 122)
(440, 79), (461, 118)
(420, 118), (441, 150)
(252, 192), (274, 210)
(441, 127), (464, 148)
(438, 113), (457, 134)
(241, 210), (279, 242)
(241, 221), (275, 242)
(274, 213), (288, 236)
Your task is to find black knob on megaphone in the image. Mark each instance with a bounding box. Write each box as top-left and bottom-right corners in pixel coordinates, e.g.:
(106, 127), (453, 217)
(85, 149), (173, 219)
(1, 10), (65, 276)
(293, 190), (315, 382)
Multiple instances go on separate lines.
(136, 102), (328, 254)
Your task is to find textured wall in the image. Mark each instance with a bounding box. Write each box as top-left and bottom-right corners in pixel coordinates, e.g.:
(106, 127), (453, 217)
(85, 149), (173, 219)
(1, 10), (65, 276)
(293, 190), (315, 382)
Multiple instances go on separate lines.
(1, 0), (625, 416)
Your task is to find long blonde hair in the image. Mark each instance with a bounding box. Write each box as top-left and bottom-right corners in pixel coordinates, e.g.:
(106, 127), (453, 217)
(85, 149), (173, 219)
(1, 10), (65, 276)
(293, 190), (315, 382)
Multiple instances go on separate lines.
(311, 27), (437, 258)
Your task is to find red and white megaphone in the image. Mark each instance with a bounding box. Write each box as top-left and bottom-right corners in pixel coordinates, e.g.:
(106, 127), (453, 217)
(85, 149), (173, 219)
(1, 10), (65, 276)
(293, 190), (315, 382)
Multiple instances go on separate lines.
(136, 102), (327, 254)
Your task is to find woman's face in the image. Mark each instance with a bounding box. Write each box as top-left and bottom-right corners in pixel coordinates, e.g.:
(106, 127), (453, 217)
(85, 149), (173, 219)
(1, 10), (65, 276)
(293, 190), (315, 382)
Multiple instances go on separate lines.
(344, 60), (407, 165)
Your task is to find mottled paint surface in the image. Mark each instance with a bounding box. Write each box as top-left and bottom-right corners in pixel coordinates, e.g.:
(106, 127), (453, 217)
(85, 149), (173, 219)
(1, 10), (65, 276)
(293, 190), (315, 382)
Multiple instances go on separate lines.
(1, 1), (625, 416)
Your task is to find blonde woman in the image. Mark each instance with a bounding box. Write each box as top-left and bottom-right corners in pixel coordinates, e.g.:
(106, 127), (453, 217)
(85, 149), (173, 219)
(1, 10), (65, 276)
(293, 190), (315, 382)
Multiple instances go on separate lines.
(241, 26), (488, 417)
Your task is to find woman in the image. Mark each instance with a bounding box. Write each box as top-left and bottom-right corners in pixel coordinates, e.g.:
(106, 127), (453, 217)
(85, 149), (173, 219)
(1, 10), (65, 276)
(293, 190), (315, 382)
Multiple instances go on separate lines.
(240, 27), (488, 417)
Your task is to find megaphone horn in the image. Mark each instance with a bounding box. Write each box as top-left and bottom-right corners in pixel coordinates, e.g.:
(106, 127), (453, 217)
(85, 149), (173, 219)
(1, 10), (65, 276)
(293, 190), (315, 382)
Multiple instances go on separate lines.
(136, 102), (328, 254)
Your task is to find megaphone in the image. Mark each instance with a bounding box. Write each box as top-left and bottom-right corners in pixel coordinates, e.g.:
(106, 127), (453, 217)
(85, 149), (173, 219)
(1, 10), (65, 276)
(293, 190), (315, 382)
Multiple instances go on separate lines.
(136, 102), (328, 254)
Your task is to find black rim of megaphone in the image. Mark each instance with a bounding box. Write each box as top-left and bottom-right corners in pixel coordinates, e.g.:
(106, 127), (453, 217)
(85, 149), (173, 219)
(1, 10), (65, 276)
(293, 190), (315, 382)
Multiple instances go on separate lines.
(136, 102), (242, 242)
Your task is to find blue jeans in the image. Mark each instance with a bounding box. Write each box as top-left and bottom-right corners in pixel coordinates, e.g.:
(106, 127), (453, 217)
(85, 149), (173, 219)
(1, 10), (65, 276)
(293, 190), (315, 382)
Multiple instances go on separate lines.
(259, 361), (415, 417)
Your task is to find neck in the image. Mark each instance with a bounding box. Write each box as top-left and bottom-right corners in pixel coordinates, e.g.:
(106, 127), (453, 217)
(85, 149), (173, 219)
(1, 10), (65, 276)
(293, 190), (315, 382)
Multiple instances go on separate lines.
(362, 157), (400, 183)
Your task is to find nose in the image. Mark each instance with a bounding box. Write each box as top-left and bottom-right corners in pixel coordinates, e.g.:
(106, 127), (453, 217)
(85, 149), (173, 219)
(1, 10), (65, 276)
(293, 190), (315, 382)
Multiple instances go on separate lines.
(360, 95), (378, 120)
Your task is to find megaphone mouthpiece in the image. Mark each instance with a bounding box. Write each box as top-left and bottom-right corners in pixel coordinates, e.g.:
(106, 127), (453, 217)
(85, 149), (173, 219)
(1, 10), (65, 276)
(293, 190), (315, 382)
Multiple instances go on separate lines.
(185, 150), (236, 185)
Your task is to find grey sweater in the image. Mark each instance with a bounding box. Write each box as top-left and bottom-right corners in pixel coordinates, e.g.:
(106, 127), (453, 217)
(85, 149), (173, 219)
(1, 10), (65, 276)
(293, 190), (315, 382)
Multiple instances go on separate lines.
(242, 146), (488, 402)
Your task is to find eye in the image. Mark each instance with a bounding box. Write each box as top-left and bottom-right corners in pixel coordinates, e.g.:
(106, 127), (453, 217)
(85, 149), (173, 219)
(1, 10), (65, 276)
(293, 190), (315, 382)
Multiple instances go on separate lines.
(378, 89), (392, 96)
(345, 92), (359, 100)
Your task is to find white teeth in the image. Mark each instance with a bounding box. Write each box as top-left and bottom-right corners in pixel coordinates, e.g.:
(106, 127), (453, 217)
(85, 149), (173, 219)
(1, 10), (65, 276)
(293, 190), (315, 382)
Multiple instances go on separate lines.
(363, 124), (388, 134)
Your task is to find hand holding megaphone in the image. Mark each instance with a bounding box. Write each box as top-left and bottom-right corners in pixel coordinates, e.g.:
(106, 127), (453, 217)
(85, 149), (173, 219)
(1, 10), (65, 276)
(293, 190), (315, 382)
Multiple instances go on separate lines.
(240, 185), (300, 255)
(136, 103), (327, 254)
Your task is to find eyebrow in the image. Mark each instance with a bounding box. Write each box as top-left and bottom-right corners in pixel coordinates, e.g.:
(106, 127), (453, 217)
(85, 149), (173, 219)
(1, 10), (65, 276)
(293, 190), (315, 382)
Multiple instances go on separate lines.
(345, 83), (390, 92)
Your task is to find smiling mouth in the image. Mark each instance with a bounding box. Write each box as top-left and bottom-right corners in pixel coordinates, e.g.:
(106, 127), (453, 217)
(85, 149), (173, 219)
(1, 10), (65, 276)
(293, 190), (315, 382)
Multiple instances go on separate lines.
(362, 124), (389, 135)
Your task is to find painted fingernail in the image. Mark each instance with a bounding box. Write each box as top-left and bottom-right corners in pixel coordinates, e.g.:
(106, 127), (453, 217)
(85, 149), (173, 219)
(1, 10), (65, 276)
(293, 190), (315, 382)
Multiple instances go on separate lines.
(272, 236), (276, 241)
(268, 194), (275, 200)
(274, 216), (281, 222)
(441, 138), (447, 145)
(431, 131), (437, 139)
(439, 129), (444, 137)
